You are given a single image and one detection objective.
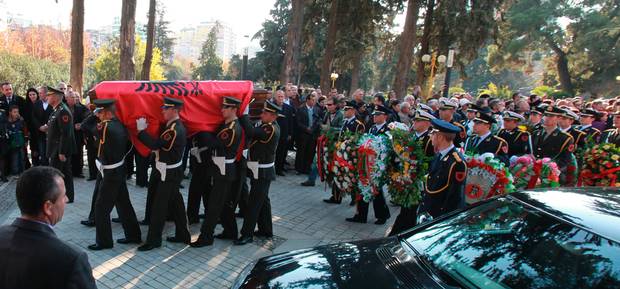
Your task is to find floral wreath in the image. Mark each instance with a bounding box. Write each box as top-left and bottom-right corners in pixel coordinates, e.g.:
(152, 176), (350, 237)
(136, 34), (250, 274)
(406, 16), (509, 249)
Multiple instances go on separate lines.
(356, 134), (390, 202)
(579, 143), (620, 187)
(332, 132), (362, 193)
(509, 155), (560, 189)
(316, 130), (339, 182)
(464, 153), (515, 205)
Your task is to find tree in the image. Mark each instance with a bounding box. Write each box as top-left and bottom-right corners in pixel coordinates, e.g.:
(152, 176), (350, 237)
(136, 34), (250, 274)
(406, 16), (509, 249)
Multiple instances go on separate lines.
(141, 0), (156, 80)
(319, 0), (340, 91)
(119, 0), (137, 80)
(70, 0), (84, 94)
(254, 0), (291, 83)
(154, 1), (175, 63)
(280, 0), (305, 84)
(192, 22), (223, 80)
(392, 0), (420, 98)
(225, 54), (243, 80)
(92, 36), (165, 83)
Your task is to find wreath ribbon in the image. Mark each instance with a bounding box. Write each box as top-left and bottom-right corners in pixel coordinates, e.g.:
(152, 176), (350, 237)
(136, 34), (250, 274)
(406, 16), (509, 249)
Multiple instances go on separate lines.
(578, 167), (620, 186)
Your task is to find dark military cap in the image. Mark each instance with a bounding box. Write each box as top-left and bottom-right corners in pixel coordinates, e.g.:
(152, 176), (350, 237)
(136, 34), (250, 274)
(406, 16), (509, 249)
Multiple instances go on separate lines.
(579, 108), (600, 118)
(371, 105), (390, 115)
(343, 100), (359, 110)
(466, 104), (481, 112)
(47, 86), (64, 96)
(162, 97), (183, 109)
(531, 104), (547, 115)
(222, 96), (241, 108)
(93, 99), (115, 113)
(473, 110), (496, 124)
(431, 118), (461, 134)
(263, 100), (282, 114)
(543, 105), (564, 116)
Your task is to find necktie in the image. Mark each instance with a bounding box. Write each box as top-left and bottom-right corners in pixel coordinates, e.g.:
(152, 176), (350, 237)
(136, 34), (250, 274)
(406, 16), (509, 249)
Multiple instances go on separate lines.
(308, 107), (313, 127)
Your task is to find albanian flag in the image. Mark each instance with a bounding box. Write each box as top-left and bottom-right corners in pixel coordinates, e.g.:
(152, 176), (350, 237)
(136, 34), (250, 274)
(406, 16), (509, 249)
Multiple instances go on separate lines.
(88, 80), (253, 156)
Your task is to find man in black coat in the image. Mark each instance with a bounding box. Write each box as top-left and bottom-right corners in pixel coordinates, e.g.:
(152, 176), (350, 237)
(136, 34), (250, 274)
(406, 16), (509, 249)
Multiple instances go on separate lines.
(274, 90), (294, 176)
(0, 82), (27, 116)
(294, 93), (320, 174)
(46, 87), (76, 203)
(66, 91), (91, 177)
(0, 166), (97, 289)
(31, 86), (54, 166)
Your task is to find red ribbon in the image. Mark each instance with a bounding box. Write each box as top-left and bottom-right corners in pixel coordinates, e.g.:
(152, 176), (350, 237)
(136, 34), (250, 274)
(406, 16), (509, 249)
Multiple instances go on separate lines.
(357, 140), (376, 187)
(578, 167), (620, 186)
(527, 160), (543, 189)
(316, 135), (326, 181)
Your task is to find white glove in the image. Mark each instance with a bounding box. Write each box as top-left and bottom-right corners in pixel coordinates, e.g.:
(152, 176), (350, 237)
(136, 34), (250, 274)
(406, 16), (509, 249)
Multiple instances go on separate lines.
(243, 104), (249, 115)
(136, 117), (148, 131)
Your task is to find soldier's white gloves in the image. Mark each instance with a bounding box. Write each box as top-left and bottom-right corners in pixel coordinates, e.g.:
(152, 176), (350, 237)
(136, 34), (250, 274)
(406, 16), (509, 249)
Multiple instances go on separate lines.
(243, 104), (249, 115)
(136, 117), (148, 131)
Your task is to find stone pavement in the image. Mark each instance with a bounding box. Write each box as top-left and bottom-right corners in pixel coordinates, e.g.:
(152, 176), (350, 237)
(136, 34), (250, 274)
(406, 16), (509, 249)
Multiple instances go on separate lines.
(0, 168), (399, 289)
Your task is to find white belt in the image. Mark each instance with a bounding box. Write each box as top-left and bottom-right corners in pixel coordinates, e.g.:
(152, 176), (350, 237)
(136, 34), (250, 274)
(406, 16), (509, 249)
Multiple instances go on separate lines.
(95, 159), (125, 178)
(247, 162), (274, 179)
(258, 162), (274, 168)
(189, 146), (209, 163)
(155, 160), (182, 182)
(212, 156), (236, 175)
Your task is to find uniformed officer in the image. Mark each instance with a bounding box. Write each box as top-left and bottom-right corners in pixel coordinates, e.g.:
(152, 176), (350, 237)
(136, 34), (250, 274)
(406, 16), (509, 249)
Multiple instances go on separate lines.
(136, 97), (190, 251)
(419, 118), (467, 219)
(190, 96), (243, 247)
(437, 99), (467, 148)
(527, 105), (544, 134)
(498, 111), (531, 157)
(464, 110), (509, 165)
(323, 100), (362, 204)
(559, 108), (587, 149)
(578, 108), (602, 143)
(83, 99), (141, 250)
(186, 132), (213, 224)
(388, 109), (435, 236)
(235, 100), (281, 245)
(601, 111), (620, 146)
(346, 105), (391, 224)
(531, 105), (576, 186)
(45, 86), (76, 203)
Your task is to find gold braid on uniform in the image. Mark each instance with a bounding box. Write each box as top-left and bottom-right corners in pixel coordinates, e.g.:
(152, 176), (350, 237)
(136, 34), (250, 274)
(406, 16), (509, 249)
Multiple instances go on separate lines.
(558, 132), (573, 155)
(217, 121), (235, 148)
(161, 123), (177, 152)
(259, 123), (275, 144)
(97, 121), (109, 157)
(494, 136), (508, 155)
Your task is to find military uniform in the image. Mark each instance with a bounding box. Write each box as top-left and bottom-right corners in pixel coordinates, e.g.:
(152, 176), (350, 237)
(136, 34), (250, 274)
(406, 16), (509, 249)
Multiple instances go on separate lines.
(601, 128), (620, 146)
(191, 97), (243, 247)
(186, 132), (212, 224)
(46, 87), (76, 202)
(465, 111), (509, 165)
(579, 125), (601, 144)
(83, 99), (141, 250)
(137, 97), (190, 251)
(236, 101), (281, 245)
(497, 128), (531, 157)
(565, 127), (586, 149)
(532, 126), (576, 186)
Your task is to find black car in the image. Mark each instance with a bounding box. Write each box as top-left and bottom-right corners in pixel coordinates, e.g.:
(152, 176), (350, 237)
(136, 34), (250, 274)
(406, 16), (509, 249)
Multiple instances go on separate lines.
(232, 188), (620, 289)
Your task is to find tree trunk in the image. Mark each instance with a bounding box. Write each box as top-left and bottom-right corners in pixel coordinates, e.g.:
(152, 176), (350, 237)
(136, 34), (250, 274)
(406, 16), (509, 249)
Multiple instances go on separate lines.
(141, 0), (156, 80)
(349, 52), (362, 96)
(119, 0), (137, 80)
(280, 0), (305, 85)
(69, 0), (84, 94)
(320, 0), (340, 92)
(414, 0), (434, 87)
(545, 35), (574, 95)
(393, 0), (420, 99)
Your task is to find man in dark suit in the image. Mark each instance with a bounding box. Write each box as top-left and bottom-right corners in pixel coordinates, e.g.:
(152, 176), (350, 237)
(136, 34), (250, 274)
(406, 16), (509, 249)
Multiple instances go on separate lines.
(46, 87), (76, 203)
(0, 166), (97, 289)
(32, 86), (54, 166)
(0, 82), (27, 116)
(274, 90), (294, 176)
(66, 91), (91, 178)
(294, 92), (320, 174)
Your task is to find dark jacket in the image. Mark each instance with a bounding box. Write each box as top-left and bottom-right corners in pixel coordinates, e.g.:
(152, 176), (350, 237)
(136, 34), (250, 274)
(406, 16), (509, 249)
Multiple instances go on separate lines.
(46, 103), (76, 157)
(0, 218), (97, 289)
(277, 102), (294, 142)
(0, 94), (27, 116)
(69, 103), (91, 147)
(296, 104), (320, 136)
(422, 147), (467, 218)
(31, 99), (54, 141)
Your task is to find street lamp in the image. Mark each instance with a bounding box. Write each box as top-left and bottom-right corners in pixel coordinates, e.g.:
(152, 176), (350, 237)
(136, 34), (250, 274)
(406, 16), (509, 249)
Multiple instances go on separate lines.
(422, 52), (441, 99)
(330, 72), (339, 88)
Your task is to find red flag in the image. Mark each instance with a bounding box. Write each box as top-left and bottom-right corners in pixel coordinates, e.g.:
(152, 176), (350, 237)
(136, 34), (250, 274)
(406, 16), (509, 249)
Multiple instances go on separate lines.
(89, 81), (253, 156)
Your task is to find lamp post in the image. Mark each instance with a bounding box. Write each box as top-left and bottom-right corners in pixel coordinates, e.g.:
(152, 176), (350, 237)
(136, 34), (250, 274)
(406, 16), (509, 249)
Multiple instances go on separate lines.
(330, 72), (339, 88)
(422, 52), (446, 99)
(241, 35), (249, 80)
(442, 48), (455, 99)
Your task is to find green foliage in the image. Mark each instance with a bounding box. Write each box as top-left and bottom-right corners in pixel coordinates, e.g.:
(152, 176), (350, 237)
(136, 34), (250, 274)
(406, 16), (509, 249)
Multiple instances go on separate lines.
(154, 1), (175, 63)
(448, 86), (466, 95)
(0, 52), (69, 95)
(90, 36), (165, 83)
(253, 0), (290, 83)
(531, 85), (554, 97)
(478, 82), (512, 99)
(224, 54), (242, 80)
(192, 22), (223, 80)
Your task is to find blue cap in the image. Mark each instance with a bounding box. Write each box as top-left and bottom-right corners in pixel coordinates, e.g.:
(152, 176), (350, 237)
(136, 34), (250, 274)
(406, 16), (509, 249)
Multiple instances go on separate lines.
(431, 118), (461, 134)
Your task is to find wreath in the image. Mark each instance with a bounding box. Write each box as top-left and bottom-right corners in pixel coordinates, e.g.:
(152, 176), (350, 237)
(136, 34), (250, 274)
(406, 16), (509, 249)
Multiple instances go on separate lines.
(332, 133), (362, 193)
(509, 155), (560, 189)
(356, 134), (390, 202)
(464, 153), (515, 205)
(316, 130), (339, 182)
(579, 143), (620, 187)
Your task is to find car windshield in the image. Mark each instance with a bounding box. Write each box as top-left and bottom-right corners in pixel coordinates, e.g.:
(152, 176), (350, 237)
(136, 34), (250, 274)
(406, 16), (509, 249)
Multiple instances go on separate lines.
(403, 198), (620, 289)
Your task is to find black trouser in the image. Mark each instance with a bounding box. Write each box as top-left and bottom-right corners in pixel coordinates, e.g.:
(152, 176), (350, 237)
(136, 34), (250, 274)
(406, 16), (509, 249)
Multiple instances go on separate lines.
(275, 138), (288, 172)
(331, 184), (343, 202)
(145, 168), (190, 246)
(87, 178), (101, 221)
(240, 178), (273, 237)
(29, 137), (41, 166)
(186, 161), (211, 223)
(72, 142), (84, 176)
(125, 144), (135, 177)
(50, 155), (74, 202)
(86, 141), (97, 179)
(135, 152), (150, 187)
(219, 159), (247, 238)
(198, 177), (233, 240)
(294, 133), (316, 174)
(237, 180), (249, 217)
(355, 190), (390, 222)
(95, 167), (141, 247)
(388, 206), (418, 236)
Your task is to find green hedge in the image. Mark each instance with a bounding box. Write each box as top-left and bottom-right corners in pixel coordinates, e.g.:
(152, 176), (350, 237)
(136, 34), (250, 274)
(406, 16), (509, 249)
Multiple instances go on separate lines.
(0, 52), (69, 96)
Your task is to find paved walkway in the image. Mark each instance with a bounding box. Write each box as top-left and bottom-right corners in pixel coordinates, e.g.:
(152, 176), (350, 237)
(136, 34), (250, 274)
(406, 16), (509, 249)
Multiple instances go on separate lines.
(0, 168), (398, 288)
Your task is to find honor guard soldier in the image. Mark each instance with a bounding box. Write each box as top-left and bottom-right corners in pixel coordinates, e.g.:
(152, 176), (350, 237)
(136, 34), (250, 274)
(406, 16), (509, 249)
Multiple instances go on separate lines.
(419, 119), (467, 220)
(498, 111), (532, 157)
(323, 100), (365, 205)
(45, 86), (76, 203)
(136, 97), (190, 251)
(235, 100), (281, 245)
(437, 99), (467, 148)
(559, 108), (587, 149)
(601, 111), (620, 146)
(191, 96), (243, 248)
(527, 105), (544, 134)
(532, 105), (576, 186)
(464, 110), (509, 165)
(346, 105), (391, 225)
(83, 99), (141, 250)
(578, 108), (602, 143)
(186, 132), (212, 224)
(388, 109), (436, 236)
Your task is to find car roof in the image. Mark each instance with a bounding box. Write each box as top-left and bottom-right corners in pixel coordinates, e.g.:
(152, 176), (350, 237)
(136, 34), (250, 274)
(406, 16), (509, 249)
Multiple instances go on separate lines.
(510, 187), (620, 243)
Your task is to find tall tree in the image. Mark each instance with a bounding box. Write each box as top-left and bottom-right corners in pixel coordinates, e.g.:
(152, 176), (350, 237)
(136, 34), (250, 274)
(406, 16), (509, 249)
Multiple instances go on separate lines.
(192, 22), (223, 80)
(319, 0), (340, 91)
(119, 0), (137, 80)
(254, 0), (291, 83)
(69, 0), (84, 94)
(141, 0), (156, 80)
(392, 0), (420, 98)
(154, 1), (175, 63)
(414, 0), (435, 88)
(280, 0), (305, 85)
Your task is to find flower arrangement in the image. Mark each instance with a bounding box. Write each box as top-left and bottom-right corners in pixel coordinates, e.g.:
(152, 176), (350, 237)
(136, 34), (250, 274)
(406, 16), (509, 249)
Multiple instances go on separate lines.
(316, 130), (339, 182)
(332, 133), (362, 193)
(509, 155), (560, 189)
(579, 143), (620, 187)
(386, 126), (430, 208)
(356, 134), (390, 202)
(464, 153), (515, 205)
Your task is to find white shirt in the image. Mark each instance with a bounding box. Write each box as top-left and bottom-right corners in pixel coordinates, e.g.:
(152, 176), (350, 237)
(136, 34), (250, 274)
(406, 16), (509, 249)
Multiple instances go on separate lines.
(42, 101), (49, 110)
(439, 144), (455, 159)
